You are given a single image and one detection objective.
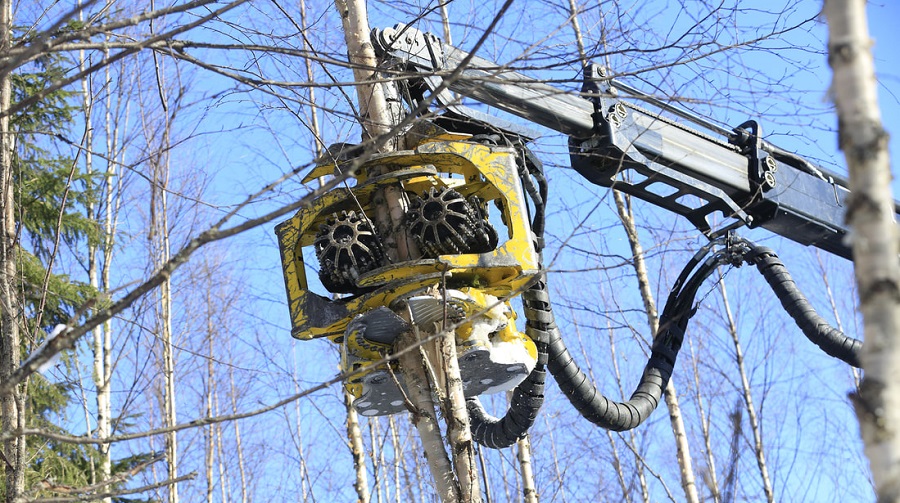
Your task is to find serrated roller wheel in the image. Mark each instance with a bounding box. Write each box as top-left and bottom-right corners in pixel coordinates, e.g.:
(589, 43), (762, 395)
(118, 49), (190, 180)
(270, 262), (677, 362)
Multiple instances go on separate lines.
(406, 187), (498, 258)
(314, 211), (384, 293)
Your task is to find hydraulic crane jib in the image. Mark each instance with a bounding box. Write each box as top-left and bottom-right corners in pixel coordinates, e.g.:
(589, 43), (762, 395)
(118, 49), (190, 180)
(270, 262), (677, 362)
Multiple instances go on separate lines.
(373, 23), (894, 260)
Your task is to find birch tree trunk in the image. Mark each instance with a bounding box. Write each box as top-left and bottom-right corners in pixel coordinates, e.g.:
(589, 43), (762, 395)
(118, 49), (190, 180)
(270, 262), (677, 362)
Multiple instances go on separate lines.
(334, 1), (476, 500)
(345, 389), (372, 503)
(568, 2), (698, 498)
(605, 323), (650, 503)
(205, 283), (216, 503)
(82, 34), (114, 503)
(331, 5), (377, 502)
(825, 1), (900, 501)
(159, 170), (178, 503)
(332, 0), (392, 143)
(0, 0), (26, 499)
(230, 369), (249, 503)
(97, 48), (118, 503)
(718, 280), (773, 502)
(150, 51), (179, 502)
(396, 331), (459, 503)
(439, 328), (481, 502)
(613, 192), (700, 503)
(516, 435), (538, 503)
(689, 342), (720, 503)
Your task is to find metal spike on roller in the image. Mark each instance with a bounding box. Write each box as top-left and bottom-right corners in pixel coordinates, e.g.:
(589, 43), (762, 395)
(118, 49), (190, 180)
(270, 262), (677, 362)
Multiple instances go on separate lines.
(314, 210), (384, 293)
(406, 187), (498, 258)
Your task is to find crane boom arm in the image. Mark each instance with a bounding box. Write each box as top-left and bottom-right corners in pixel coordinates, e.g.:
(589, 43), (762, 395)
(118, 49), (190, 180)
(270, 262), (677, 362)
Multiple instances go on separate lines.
(373, 24), (876, 260)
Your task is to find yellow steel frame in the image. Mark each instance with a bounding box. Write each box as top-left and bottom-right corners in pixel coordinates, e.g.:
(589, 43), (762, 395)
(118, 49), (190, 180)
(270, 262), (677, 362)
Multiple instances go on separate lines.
(275, 136), (540, 341)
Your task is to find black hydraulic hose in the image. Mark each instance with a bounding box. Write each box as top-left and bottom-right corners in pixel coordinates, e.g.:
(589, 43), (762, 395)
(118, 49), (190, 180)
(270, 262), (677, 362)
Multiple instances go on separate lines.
(547, 244), (725, 431)
(467, 280), (550, 448)
(471, 235), (860, 439)
(747, 245), (862, 368)
(512, 144), (546, 250)
(466, 364), (546, 449)
(522, 147), (547, 246)
(466, 141), (550, 449)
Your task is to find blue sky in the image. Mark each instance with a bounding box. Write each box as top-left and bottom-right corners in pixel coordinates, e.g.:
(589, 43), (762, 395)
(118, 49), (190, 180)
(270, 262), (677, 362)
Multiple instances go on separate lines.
(37, 1), (900, 500)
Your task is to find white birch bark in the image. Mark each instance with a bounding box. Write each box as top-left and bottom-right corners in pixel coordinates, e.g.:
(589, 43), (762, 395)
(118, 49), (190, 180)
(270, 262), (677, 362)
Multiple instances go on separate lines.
(150, 47), (179, 503)
(345, 389), (372, 503)
(205, 291), (216, 503)
(825, 1), (900, 500)
(516, 434), (538, 503)
(688, 342), (720, 503)
(0, 0), (25, 499)
(396, 330), (459, 503)
(230, 368), (249, 503)
(97, 46), (118, 503)
(80, 30), (115, 503)
(334, 1), (471, 500)
(440, 328), (481, 502)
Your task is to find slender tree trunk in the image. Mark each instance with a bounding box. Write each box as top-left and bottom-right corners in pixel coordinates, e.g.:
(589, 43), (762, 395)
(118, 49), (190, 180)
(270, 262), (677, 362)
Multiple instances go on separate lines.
(335, 1), (473, 499)
(289, 344), (311, 503)
(160, 188), (178, 503)
(476, 448), (492, 503)
(205, 287), (216, 503)
(825, 1), (900, 500)
(500, 451), (511, 503)
(0, 0), (25, 499)
(345, 389), (372, 503)
(81, 33), (114, 503)
(605, 319), (649, 503)
(333, 0), (414, 262)
(516, 434), (538, 503)
(613, 192), (700, 503)
(97, 46), (117, 503)
(369, 420), (384, 503)
(814, 252), (861, 387)
(571, 310), (634, 502)
(542, 417), (569, 503)
(569, 2), (697, 497)
(151, 51), (179, 502)
(81, 29), (98, 491)
(214, 390), (229, 503)
(332, 0), (391, 143)
(230, 368), (249, 503)
(718, 279), (773, 502)
(689, 342), (720, 503)
(396, 330), (459, 503)
(388, 416), (402, 503)
(299, 0), (324, 156)
(205, 396), (214, 502)
(605, 431), (631, 503)
(439, 327), (481, 502)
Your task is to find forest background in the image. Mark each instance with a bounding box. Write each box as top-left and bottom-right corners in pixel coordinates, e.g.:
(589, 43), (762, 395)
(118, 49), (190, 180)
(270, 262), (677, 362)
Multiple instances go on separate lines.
(1, 0), (899, 501)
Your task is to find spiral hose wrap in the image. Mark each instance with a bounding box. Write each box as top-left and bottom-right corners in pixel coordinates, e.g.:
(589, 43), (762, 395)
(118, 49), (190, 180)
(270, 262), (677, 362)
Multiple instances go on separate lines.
(748, 246), (862, 368)
(466, 280), (550, 448)
(467, 235), (862, 446)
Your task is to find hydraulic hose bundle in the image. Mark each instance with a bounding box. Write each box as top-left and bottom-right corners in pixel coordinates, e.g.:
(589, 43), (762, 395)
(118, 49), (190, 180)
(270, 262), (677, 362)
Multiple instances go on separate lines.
(748, 246), (862, 368)
(548, 239), (729, 431)
(364, 23), (872, 448)
(466, 280), (550, 448)
(469, 235), (864, 446)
